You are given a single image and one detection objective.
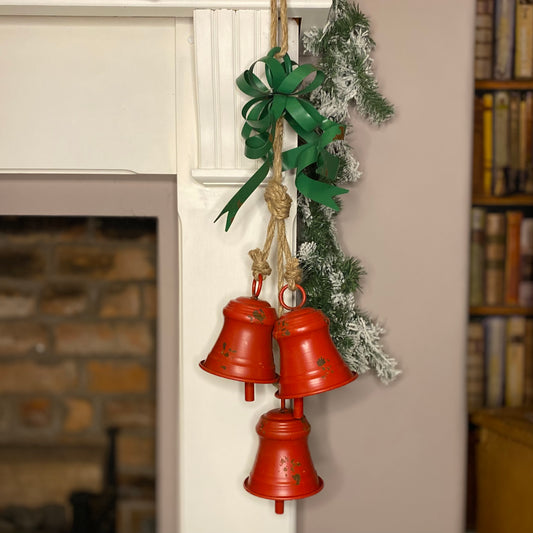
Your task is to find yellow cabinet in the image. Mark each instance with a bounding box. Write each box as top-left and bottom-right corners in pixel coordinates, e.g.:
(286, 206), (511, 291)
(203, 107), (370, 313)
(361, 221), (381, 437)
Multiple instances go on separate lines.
(473, 408), (533, 533)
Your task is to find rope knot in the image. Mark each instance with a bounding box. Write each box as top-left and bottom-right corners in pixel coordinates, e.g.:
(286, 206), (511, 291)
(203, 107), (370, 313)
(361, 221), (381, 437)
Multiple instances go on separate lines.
(249, 248), (272, 280)
(284, 256), (302, 291)
(264, 180), (292, 220)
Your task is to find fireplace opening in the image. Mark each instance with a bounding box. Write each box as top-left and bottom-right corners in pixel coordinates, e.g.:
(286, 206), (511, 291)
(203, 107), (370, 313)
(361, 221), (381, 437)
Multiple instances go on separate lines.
(0, 215), (157, 533)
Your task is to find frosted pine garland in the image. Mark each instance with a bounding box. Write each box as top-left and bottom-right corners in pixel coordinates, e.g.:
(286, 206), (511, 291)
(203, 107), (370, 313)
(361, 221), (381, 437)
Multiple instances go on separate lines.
(298, 0), (400, 383)
(303, 3), (393, 125)
(327, 140), (361, 184)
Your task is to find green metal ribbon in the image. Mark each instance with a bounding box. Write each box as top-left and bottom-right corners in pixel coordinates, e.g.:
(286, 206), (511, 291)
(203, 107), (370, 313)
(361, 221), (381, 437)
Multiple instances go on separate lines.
(215, 47), (348, 231)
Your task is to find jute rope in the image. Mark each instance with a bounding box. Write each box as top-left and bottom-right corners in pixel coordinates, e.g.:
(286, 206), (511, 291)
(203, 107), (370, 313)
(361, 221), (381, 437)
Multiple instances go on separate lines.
(249, 0), (302, 304)
(270, 0), (288, 56)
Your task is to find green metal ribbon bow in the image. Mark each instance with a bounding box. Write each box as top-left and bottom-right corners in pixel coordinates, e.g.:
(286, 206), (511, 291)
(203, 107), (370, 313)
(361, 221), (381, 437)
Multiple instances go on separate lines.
(215, 47), (348, 231)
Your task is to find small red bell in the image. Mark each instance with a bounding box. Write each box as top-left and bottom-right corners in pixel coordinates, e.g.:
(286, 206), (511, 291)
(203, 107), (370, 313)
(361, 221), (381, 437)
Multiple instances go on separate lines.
(200, 276), (278, 401)
(244, 401), (323, 514)
(274, 285), (357, 413)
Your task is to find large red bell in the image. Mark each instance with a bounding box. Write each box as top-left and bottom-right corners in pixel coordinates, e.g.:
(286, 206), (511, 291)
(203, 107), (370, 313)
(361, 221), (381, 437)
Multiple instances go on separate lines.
(274, 285), (357, 415)
(200, 277), (277, 401)
(244, 402), (323, 514)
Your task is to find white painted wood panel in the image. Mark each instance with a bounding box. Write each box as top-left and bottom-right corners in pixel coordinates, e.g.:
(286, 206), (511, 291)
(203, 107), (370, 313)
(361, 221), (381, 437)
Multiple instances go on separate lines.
(217, 10), (237, 168)
(193, 10), (298, 185)
(235, 9), (270, 169)
(194, 10), (217, 169)
(193, 9), (270, 173)
(0, 17), (176, 174)
(176, 16), (296, 533)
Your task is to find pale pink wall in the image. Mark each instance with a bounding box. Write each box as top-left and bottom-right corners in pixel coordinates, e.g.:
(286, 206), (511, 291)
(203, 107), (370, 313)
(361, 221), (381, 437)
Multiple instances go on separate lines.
(298, 1), (475, 532)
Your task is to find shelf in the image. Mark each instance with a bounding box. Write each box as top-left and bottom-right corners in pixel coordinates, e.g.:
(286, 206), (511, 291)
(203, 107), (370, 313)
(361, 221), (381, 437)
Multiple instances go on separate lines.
(471, 407), (533, 447)
(470, 306), (533, 316)
(472, 195), (533, 206)
(475, 79), (533, 90)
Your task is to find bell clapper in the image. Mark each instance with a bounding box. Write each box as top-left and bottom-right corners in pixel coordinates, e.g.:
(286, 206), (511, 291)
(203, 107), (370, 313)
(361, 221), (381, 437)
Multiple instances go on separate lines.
(245, 382), (255, 402)
(293, 397), (304, 419)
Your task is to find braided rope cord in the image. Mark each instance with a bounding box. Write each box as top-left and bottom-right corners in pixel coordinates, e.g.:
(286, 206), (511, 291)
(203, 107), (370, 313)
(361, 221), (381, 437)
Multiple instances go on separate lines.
(249, 0), (302, 307)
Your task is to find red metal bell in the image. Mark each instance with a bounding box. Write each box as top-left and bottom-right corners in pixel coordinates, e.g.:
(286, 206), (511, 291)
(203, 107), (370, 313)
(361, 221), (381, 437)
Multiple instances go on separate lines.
(274, 285), (357, 406)
(200, 277), (278, 401)
(244, 404), (323, 514)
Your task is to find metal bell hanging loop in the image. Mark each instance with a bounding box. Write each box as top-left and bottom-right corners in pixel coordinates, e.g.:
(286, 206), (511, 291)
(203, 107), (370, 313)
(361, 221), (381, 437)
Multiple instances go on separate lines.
(200, 275), (278, 401)
(244, 403), (323, 514)
(274, 284), (357, 410)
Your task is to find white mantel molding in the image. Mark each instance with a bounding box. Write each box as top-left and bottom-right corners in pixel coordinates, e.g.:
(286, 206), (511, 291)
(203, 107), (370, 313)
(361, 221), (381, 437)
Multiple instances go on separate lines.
(0, 1), (331, 32)
(192, 168), (259, 186)
(0, 1), (328, 185)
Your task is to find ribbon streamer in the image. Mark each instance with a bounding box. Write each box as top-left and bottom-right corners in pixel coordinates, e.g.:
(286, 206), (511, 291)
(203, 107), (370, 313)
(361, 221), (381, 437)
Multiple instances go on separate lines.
(215, 47), (348, 231)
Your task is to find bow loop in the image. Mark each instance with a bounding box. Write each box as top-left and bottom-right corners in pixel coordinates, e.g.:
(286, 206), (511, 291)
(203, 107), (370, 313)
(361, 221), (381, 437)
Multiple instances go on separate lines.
(216, 48), (348, 231)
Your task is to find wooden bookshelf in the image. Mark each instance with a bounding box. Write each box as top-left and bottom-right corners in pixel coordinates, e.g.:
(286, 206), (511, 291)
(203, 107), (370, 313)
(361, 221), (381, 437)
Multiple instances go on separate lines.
(472, 195), (533, 206)
(475, 79), (533, 90)
(469, 4), (533, 530)
(470, 306), (533, 316)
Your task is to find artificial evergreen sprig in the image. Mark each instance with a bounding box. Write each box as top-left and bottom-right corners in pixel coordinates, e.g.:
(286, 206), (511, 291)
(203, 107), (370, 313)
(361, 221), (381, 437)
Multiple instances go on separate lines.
(298, 0), (400, 383)
(303, 0), (394, 125)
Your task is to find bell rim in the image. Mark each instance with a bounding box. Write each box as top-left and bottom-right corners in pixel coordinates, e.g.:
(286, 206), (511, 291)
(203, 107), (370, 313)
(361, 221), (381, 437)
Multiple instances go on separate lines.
(276, 371), (358, 399)
(199, 360), (279, 384)
(243, 476), (324, 500)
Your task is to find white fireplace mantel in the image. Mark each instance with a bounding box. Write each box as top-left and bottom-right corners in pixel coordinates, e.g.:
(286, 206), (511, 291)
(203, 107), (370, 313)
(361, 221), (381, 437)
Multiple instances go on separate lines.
(0, 0), (330, 32)
(0, 3), (331, 533)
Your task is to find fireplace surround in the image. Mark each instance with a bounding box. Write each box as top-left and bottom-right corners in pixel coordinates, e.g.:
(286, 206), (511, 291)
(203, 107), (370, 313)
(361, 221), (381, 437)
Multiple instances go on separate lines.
(0, 3), (330, 532)
(0, 214), (158, 532)
(0, 177), (177, 533)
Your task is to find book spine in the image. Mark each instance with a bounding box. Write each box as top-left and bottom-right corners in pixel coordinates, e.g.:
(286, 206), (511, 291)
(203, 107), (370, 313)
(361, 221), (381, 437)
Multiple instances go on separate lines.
(483, 93), (494, 196)
(505, 315), (526, 406)
(514, 0), (533, 78)
(485, 212), (506, 305)
(476, 0), (495, 79)
(485, 316), (506, 407)
(470, 208), (487, 306)
(467, 321), (485, 410)
(493, 91), (510, 196)
(519, 218), (533, 306)
(509, 91), (521, 193)
(504, 210), (523, 305)
(494, 0), (516, 80)
(473, 94), (485, 196)
(525, 92), (533, 194)
(518, 92), (528, 192)
(524, 318), (533, 404)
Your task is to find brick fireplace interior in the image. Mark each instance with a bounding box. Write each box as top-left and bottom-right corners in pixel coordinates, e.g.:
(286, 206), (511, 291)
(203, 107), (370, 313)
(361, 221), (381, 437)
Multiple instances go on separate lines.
(0, 215), (157, 533)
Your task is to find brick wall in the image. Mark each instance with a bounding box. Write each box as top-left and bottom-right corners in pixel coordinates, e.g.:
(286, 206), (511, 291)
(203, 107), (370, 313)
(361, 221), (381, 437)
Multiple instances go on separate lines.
(0, 216), (157, 532)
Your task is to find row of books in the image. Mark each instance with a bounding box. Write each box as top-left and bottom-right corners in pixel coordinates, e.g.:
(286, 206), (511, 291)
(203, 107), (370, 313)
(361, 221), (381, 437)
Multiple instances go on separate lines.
(473, 91), (533, 197)
(469, 208), (533, 306)
(467, 316), (533, 410)
(475, 0), (533, 80)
